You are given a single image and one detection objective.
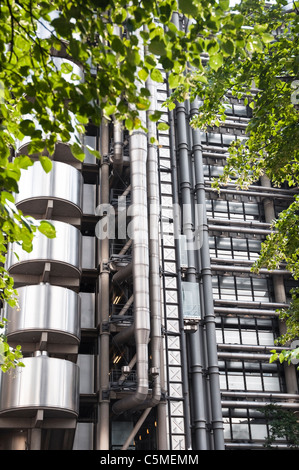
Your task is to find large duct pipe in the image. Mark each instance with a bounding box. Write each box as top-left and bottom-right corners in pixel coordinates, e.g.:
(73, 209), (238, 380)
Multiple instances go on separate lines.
(112, 35), (150, 415)
(97, 119), (111, 450)
(112, 262), (133, 284)
(136, 71), (163, 413)
(111, 26), (123, 184)
(111, 117), (123, 183)
(191, 97), (225, 450)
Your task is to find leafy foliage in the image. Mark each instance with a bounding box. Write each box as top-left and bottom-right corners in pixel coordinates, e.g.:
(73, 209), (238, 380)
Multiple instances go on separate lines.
(0, 0), (280, 370)
(188, 0), (299, 363)
(262, 404), (299, 449)
(0, 0), (298, 372)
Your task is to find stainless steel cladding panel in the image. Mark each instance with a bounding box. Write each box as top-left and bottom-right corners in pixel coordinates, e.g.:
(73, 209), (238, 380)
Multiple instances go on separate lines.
(7, 220), (82, 271)
(0, 355), (79, 416)
(15, 161), (83, 211)
(5, 284), (81, 342)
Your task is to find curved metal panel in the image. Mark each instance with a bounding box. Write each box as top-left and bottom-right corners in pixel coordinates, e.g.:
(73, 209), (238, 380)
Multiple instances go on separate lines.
(5, 284), (80, 343)
(0, 355), (79, 417)
(7, 220), (82, 277)
(15, 161), (83, 219)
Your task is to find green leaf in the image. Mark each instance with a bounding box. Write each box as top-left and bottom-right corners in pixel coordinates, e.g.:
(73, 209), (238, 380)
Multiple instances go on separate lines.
(39, 156), (53, 173)
(144, 55), (157, 69)
(104, 104), (117, 116)
(149, 111), (163, 122)
(232, 13), (244, 29)
(38, 220), (56, 239)
(179, 0), (198, 16)
(19, 119), (36, 136)
(157, 122), (169, 131)
(247, 36), (264, 54)
(209, 53), (223, 71)
(261, 33), (274, 44)
(168, 73), (180, 89)
(60, 62), (73, 74)
(148, 38), (167, 56)
(219, 0), (229, 10)
(221, 39), (235, 56)
(138, 68), (149, 81)
(71, 143), (85, 162)
(150, 68), (164, 83)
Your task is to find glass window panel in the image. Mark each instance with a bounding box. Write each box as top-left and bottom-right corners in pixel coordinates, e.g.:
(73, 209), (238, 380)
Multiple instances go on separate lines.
(250, 424), (268, 440)
(252, 278), (268, 290)
(210, 166), (224, 176)
(216, 238), (232, 250)
(219, 374), (228, 390)
(224, 329), (240, 344)
(246, 374), (263, 391)
(228, 202), (244, 213)
(222, 134), (236, 146)
(234, 105), (248, 117)
(216, 329), (223, 343)
(258, 331), (275, 346)
(224, 104), (233, 115)
(263, 376), (281, 392)
(236, 277), (252, 289)
(220, 277), (236, 288)
(232, 238), (248, 250)
(223, 422), (232, 440)
(241, 330), (258, 345)
(213, 201), (228, 212)
(248, 239), (262, 251)
(228, 373), (245, 390)
(232, 421), (250, 440)
(244, 203), (259, 215)
(208, 133), (221, 144)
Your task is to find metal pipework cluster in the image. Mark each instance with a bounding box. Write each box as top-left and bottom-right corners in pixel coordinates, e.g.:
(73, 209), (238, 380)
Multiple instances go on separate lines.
(97, 36), (165, 449)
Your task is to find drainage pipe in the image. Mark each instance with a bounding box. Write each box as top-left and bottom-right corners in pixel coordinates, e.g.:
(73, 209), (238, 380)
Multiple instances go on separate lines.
(176, 95), (208, 450)
(112, 36), (150, 415)
(191, 97), (225, 450)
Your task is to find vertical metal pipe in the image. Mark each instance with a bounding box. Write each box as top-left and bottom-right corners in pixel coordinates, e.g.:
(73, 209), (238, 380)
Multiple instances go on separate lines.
(112, 34), (150, 415)
(167, 92), (192, 450)
(171, 12), (209, 450)
(191, 98), (225, 450)
(96, 118), (111, 450)
(163, 16), (192, 445)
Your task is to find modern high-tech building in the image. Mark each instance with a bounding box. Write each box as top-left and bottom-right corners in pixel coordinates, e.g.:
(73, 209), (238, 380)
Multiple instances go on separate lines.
(0, 9), (298, 451)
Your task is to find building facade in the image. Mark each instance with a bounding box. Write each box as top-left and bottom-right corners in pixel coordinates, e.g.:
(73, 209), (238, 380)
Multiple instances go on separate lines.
(0, 12), (298, 451)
